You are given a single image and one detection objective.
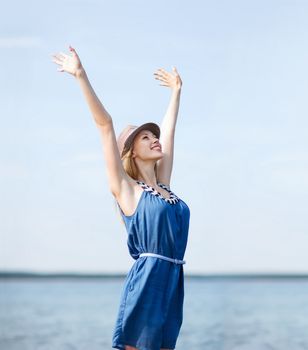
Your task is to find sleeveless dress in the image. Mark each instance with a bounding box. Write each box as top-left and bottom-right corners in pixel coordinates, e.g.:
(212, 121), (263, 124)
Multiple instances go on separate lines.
(111, 180), (190, 350)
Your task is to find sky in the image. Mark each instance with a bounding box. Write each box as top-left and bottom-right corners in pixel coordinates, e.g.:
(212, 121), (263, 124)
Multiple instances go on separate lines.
(1, 0), (308, 274)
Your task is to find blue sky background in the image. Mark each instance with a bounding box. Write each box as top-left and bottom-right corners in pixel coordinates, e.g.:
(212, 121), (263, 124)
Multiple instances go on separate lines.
(1, 0), (308, 274)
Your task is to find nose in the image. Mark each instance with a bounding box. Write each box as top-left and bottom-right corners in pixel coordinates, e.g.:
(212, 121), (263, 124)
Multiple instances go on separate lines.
(151, 138), (161, 149)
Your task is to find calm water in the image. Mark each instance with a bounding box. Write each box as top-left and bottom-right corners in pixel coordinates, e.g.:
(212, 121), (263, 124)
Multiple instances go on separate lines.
(1, 277), (308, 350)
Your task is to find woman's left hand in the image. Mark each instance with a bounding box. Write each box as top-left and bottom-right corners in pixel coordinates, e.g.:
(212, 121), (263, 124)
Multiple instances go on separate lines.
(153, 66), (182, 90)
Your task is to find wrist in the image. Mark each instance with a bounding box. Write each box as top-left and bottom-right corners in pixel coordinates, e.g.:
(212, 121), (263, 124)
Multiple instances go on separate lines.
(75, 67), (86, 79)
(172, 86), (182, 93)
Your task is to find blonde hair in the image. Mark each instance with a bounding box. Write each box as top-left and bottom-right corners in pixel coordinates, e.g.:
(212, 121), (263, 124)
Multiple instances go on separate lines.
(114, 145), (158, 225)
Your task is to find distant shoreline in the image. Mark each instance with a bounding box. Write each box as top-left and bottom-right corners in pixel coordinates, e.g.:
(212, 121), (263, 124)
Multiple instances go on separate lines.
(1, 271), (308, 280)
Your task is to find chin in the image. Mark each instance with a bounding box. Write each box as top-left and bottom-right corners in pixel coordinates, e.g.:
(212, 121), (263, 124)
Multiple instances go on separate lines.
(155, 153), (164, 160)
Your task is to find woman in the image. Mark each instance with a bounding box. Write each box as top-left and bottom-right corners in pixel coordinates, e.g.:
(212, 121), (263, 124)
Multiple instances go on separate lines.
(51, 46), (191, 350)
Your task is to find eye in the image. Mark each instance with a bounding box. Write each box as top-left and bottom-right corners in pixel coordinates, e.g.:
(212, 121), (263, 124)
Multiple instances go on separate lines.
(142, 136), (148, 139)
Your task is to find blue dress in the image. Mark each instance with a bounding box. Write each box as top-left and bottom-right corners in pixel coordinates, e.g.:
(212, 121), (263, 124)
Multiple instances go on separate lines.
(112, 180), (190, 350)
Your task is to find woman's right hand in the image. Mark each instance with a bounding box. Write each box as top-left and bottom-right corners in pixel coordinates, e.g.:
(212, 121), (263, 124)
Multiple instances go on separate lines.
(51, 46), (84, 78)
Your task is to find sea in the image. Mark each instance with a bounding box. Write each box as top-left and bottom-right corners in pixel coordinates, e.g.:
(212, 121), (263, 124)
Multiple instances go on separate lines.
(1, 275), (308, 350)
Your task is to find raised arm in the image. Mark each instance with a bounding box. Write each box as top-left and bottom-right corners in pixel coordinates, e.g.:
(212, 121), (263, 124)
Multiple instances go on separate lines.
(153, 67), (183, 187)
(51, 46), (131, 197)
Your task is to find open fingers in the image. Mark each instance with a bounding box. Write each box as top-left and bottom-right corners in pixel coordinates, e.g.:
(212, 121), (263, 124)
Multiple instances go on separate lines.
(155, 67), (179, 79)
(158, 68), (168, 74)
(59, 52), (70, 60)
(153, 70), (170, 81)
(153, 72), (166, 79)
(156, 68), (169, 77)
(52, 56), (63, 65)
(154, 74), (169, 83)
(52, 53), (64, 62)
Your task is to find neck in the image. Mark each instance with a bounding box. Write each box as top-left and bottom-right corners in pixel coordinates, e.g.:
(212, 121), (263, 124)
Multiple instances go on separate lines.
(137, 176), (157, 188)
(137, 168), (157, 188)
(134, 157), (159, 188)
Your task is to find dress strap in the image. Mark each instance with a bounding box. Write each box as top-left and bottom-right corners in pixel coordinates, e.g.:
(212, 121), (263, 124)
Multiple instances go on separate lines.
(157, 182), (171, 191)
(135, 180), (180, 204)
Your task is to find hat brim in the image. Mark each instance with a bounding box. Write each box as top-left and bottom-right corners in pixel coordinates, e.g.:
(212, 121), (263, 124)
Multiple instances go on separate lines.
(122, 122), (160, 157)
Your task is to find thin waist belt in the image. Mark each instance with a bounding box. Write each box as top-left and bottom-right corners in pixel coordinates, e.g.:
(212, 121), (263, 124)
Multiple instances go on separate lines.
(139, 252), (186, 265)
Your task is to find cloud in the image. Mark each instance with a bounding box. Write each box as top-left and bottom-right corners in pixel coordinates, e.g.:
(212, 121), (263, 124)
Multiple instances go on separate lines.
(0, 37), (43, 49)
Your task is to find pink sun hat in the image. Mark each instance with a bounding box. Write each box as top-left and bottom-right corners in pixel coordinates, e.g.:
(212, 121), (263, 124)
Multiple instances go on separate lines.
(117, 122), (161, 158)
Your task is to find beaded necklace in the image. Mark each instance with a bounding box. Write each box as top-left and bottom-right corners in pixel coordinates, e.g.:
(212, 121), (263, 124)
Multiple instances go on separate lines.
(136, 180), (180, 205)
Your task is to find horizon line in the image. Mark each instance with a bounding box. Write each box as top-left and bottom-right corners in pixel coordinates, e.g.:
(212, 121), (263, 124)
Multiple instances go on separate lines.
(1, 270), (308, 279)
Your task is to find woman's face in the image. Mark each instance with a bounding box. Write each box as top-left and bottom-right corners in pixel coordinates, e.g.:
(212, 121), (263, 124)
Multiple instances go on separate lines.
(132, 129), (163, 161)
